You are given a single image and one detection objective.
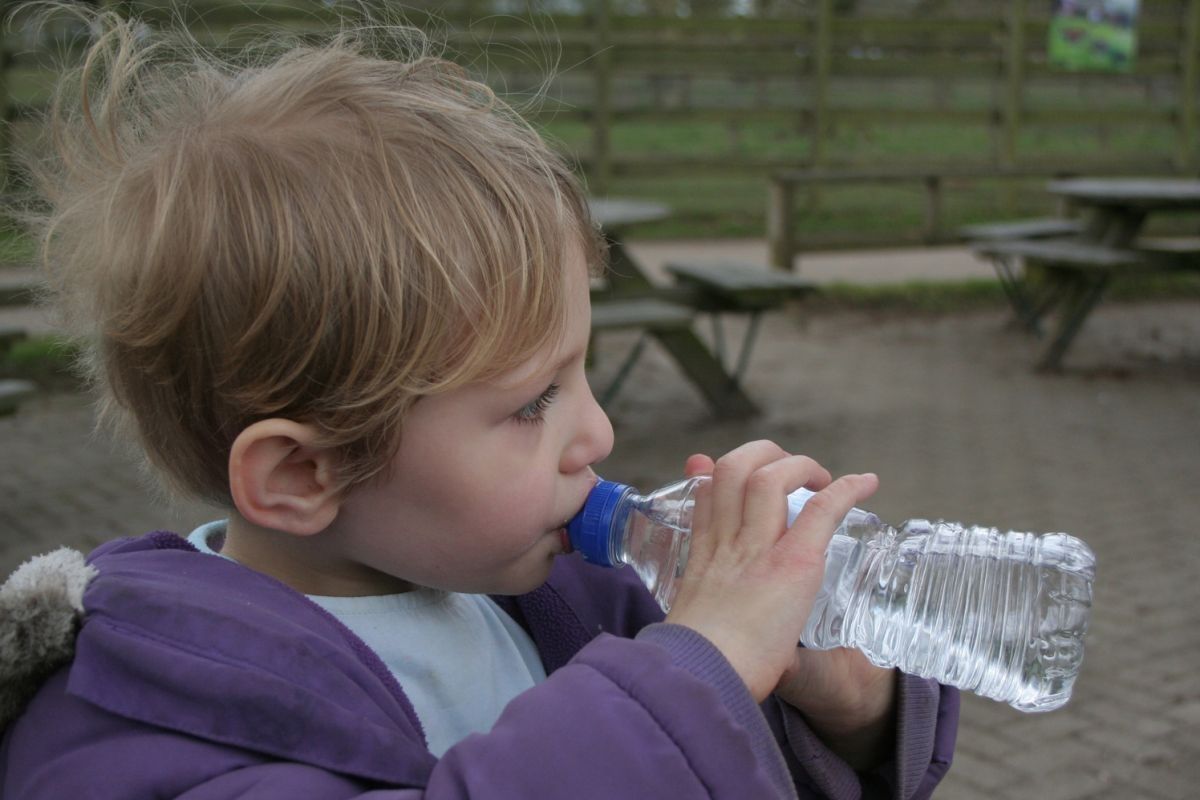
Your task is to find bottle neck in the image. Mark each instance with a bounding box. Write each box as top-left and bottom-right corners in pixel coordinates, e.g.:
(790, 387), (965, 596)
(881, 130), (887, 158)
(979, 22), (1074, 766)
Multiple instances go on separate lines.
(609, 490), (636, 567)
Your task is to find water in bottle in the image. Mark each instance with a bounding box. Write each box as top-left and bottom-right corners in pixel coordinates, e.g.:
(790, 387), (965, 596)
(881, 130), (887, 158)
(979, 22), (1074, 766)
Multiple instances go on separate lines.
(565, 476), (1096, 712)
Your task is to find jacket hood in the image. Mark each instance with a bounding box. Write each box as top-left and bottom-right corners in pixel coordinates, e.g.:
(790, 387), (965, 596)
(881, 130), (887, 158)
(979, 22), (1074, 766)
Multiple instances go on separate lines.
(0, 547), (96, 730)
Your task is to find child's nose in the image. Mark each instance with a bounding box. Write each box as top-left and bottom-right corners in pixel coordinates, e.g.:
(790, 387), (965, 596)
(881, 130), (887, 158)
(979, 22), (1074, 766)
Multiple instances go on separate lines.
(561, 388), (614, 473)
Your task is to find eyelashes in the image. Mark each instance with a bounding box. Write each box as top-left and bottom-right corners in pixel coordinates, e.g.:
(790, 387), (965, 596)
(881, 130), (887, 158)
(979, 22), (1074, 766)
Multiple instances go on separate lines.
(513, 383), (560, 425)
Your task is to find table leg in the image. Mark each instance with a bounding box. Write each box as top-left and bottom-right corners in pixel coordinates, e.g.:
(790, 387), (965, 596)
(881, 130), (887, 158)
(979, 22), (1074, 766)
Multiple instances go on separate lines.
(603, 234), (654, 294)
(1085, 206), (1145, 247)
(1035, 270), (1111, 372)
(650, 328), (759, 418)
(992, 254), (1043, 333)
(599, 231), (759, 418)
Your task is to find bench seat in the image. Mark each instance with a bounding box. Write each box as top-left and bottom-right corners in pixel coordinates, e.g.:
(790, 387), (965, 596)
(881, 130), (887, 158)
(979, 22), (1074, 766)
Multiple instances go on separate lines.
(590, 298), (694, 331)
(972, 239), (1151, 270)
(588, 298), (695, 408)
(0, 326), (28, 355)
(659, 260), (818, 387)
(664, 261), (817, 312)
(0, 379), (36, 417)
(959, 217), (1084, 242)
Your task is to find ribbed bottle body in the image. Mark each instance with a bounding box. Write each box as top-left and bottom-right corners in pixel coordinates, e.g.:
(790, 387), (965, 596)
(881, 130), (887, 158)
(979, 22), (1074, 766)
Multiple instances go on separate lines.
(802, 521), (1095, 712)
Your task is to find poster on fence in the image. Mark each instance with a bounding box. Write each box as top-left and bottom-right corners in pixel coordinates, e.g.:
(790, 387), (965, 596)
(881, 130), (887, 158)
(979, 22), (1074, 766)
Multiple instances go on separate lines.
(1048, 0), (1139, 72)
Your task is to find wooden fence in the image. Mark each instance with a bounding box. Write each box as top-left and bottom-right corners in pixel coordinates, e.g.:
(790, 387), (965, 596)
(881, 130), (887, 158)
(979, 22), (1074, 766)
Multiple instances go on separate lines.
(3, 0), (1198, 234)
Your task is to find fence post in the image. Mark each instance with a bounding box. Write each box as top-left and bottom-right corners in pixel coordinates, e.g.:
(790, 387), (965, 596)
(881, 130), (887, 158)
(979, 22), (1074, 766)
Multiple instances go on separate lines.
(1002, 0), (1027, 168)
(800, 0), (833, 221)
(590, 0), (613, 196)
(767, 176), (795, 271)
(1179, 0), (1200, 170)
(0, 36), (9, 191)
(923, 174), (943, 243)
(812, 0), (833, 169)
(1000, 0), (1028, 215)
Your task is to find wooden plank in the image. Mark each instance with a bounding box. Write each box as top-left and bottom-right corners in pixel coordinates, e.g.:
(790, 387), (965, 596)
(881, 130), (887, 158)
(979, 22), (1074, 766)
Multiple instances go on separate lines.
(831, 57), (1003, 78)
(767, 180), (795, 271)
(0, 31), (9, 185)
(649, 327), (758, 419)
(1002, 0), (1027, 168)
(812, 0), (833, 169)
(664, 261), (816, 312)
(829, 108), (994, 125)
(0, 326), (28, 354)
(1022, 108), (1176, 126)
(833, 17), (1003, 38)
(591, 0), (613, 196)
(959, 218), (1084, 241)
(590, 298), (693, 331)
(771, 161), (1173, 184)
(972, 239), (1151, 270)
(0, 379), (35, 417)
(1181, 0), (1200, 169)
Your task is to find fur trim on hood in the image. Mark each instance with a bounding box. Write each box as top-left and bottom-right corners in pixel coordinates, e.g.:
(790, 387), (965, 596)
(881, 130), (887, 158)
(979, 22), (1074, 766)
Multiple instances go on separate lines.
(0, 548), (96, 730)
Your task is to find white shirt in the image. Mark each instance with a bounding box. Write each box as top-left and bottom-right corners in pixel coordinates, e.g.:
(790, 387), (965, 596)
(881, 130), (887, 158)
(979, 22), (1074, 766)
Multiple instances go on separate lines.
(187, 521), (547, 756)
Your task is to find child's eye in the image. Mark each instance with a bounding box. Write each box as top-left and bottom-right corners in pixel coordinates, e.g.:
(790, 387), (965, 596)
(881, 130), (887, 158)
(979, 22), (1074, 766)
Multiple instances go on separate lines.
(513, 383), (560, 425)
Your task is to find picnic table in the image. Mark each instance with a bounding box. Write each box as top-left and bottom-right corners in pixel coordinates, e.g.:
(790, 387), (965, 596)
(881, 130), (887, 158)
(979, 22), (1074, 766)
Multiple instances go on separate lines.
(588, 199), (815, 417)
(969, 178), (1200, 370)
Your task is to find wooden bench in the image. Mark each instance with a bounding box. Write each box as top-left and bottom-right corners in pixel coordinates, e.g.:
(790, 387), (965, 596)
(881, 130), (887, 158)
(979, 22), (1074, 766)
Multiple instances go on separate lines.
(0, 326), (35, 416)
(0, 379), (36, 417)
(0, 279), (37, 309)
(589, 297), (695, 407)
(973, 238), (1152, 270)
(958, 217), (1084, 242)
(664, 261), (817, 384)
(961, 218), (1088, 329)
(970, 237), (1162, 369)
(0, 325), (28, 354)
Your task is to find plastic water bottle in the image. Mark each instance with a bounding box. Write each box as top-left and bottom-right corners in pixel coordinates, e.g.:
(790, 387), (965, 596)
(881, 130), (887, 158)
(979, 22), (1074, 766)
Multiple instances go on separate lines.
(566, 476), (1096, 712)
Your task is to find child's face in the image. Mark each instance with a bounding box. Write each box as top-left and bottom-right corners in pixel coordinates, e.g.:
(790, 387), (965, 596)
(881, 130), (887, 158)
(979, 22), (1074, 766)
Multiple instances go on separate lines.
(330, 245), (614, 595)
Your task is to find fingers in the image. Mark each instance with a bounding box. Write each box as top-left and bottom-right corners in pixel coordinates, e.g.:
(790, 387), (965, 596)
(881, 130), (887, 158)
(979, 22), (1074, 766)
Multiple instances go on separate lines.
(707, 440), (792, 545)
(740, 455), (832, 540)
(784, 472), (879, 561)
(683, 453), (715, 478)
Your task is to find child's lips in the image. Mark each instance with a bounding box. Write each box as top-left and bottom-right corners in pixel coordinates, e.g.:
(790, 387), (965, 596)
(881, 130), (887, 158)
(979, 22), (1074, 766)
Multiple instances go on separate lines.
(555, 476), (595, 555)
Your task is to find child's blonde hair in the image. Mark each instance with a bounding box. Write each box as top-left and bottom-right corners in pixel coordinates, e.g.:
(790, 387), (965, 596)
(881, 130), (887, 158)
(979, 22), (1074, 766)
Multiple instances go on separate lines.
(11, 4), (603, 504)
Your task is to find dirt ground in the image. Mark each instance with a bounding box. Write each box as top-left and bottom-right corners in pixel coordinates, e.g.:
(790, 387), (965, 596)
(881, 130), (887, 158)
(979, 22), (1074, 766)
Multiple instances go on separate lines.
(3, 292), (1199, 798)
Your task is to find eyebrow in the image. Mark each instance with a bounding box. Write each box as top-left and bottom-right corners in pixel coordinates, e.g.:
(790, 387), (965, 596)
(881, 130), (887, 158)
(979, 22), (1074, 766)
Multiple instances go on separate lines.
(494, 344), (586, 394)
(551, 345), (586, 375)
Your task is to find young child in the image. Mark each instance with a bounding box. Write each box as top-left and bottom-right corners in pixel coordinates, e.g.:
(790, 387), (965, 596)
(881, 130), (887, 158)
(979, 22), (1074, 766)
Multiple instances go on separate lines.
(0, 7), (957, 798)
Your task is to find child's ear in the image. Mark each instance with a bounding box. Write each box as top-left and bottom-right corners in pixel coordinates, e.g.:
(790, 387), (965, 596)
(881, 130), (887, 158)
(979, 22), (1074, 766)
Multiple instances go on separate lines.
(228, 419), (342, 536)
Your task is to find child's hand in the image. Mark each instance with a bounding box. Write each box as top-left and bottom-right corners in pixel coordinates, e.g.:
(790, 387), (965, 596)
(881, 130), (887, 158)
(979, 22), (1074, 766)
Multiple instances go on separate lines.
(774, 646), (897, 770)
(663, 441), (878, 703)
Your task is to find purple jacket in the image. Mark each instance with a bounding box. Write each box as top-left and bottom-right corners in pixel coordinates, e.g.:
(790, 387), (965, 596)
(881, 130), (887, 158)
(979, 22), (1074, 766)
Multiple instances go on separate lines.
(0, 532), (957, 798)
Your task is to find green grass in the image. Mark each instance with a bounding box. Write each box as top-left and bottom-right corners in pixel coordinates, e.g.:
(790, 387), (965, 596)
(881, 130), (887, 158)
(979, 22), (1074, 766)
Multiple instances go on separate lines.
(0, 226), (37, 264)
(0, 334), (81, 390)
(809, 271), (1200, 314)
(812, 278), (1008, 313)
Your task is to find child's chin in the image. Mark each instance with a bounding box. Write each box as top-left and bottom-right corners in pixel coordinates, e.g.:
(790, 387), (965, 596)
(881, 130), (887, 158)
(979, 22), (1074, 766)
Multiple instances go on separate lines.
(501, 562), (556, 596)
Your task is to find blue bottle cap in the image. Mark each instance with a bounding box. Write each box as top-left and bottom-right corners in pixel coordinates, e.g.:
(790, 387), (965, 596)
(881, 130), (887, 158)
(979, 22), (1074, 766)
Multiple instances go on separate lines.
(566, 479), (631, 567)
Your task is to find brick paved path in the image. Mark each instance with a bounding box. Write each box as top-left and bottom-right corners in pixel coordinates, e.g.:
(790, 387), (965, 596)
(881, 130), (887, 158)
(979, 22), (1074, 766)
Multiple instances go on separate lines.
(3, 300), (1199, 799)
